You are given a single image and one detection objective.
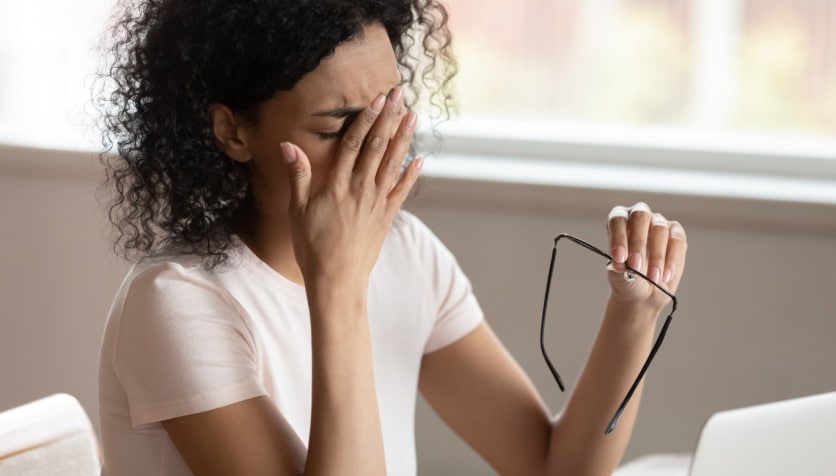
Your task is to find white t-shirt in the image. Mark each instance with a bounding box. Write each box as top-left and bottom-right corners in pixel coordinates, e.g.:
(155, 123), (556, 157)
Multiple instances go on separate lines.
(98, 211), (484, 475)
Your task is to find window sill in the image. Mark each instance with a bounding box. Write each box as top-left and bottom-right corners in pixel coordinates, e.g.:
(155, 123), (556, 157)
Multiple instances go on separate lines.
(423, 153), (836, 205)
(410, 120), (836, 234)
(3, 138), (835, 235)
(416, 153), (836, 235)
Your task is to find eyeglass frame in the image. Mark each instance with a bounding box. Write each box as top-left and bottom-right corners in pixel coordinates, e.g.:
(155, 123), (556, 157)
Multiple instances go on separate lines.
(539, 233), (678, 435)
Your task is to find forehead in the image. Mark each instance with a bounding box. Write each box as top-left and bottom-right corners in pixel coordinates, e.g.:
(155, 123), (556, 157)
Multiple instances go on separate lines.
(290, 23), (401, 109)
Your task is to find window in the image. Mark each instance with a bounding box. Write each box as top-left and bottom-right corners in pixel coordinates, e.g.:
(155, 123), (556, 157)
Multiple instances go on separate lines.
(2, 0), (834, 182)
(0, 0), (115, 149)
(446, 0), (836, 143)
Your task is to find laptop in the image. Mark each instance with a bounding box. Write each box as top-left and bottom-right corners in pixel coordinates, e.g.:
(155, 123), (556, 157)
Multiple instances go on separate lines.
(615, 391), (836, 476)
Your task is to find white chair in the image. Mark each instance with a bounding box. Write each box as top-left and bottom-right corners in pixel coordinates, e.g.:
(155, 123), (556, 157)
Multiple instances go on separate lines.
(0, 393), (100, 475)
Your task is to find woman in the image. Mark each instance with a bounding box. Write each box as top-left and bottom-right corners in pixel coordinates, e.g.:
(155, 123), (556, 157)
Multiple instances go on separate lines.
(97, 1), (688, 475)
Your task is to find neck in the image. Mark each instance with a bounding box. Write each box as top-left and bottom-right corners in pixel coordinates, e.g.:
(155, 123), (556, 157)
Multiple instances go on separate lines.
(239, 207), (304, 286)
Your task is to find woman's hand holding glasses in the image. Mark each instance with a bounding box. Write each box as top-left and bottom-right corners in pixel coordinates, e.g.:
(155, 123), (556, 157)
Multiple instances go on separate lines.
(540, 202), (688, 434)
(605, 202), (688, 314)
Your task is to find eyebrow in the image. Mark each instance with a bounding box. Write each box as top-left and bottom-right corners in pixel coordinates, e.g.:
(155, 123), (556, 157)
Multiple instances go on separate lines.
(312, 106), (365, 118)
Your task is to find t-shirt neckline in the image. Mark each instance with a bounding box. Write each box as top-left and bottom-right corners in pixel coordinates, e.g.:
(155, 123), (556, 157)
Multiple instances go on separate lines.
(237, 240), (308, 302)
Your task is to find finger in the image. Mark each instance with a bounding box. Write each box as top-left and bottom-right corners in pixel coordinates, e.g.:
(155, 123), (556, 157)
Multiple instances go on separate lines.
(663, 221), (687, 288)
(607, 206), (629, 271)
(646, 213), (670, 283)
(281, 142), (311, 213)
(385, 156), (423, 216)
(354, 86), (405, 182)
(626, 202), (653, 273)
(331, 93), (387, 181)
(376, 111), (417, 192)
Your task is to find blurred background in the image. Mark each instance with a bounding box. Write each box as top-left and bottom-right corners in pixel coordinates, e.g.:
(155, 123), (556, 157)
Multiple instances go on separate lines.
(2, 0), (835, 144)
(0, 0), (836, 141)
(1, 1), (835, 475)
(450, 0), (836, 138)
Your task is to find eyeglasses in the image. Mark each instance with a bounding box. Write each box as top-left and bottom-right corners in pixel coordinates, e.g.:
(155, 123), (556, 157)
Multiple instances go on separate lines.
(539, 234), (678, 435)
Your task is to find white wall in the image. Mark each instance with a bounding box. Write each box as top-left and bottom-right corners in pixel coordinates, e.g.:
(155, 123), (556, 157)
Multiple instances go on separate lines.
(0, 146), (128, 435)
(1, 144), (835, 475)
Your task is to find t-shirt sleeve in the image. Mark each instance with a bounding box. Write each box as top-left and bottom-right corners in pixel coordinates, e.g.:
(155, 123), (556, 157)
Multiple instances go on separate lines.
(111, 263), (267, 427)
(402, 212), (485, 353)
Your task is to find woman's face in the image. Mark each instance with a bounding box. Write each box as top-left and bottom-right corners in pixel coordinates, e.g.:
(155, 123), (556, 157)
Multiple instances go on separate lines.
(239, 22), (403, 215)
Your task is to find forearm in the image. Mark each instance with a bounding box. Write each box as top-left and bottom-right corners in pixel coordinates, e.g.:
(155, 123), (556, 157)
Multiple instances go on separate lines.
(547, 297), (660, 476)
(303, 278), (386, 476)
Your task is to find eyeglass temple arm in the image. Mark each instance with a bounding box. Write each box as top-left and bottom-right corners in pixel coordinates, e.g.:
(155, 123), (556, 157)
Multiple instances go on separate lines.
(540, 235), (611, 392)
(555, 233), (613, 261)
(539, 244), (564, 391)
(605, 312), (674, 434)
(540, 235), (609, 392)
(546, 234), (679, 435)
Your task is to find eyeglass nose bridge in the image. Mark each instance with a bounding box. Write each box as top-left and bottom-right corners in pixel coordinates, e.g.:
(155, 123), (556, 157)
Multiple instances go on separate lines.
(540, 234), (678, 435)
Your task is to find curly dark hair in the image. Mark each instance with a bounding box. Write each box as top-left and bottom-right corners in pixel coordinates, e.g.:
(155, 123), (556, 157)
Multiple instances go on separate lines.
(97, 0), (457, 267)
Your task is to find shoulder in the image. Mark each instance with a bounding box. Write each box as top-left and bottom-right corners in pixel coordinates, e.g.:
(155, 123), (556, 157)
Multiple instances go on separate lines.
(388, 209), (445, 253)
(104, 255), (259, 375)
(127, 257), (206, 294)
(101, 256), (266, 428)
(382, 209), (467, 281)
(111, 255), (253, 343)
(124, 259), (221, 309)
(124, 250), (250, 304)
(390, 209), (425, 237)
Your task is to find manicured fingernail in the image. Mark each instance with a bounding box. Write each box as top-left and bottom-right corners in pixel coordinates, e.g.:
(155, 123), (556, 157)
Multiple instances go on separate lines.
(280, 142), (296, 164)
(389, 85), (404, 103)
(649, 266), (661, 283)
(629, 253), (643, 271)
(613, 246), (627, 264)
(671, 224), (684, 237)
(663, 268), (674, 283)
(370, 94), (386, 112)
(414, 157), (424, 171)
(405, 112), (418, 129)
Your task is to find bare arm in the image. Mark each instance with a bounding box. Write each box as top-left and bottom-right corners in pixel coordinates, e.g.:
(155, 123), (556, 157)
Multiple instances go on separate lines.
(162, 282), (385, 476)
(545, 298), (659, 475)
(161, 280), (385, 476)
(420, 203), (687, 476)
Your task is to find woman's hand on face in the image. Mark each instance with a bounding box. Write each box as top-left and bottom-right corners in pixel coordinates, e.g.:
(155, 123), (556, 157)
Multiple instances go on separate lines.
(281, 86), (421, 284)
(606, 202), (687, 311)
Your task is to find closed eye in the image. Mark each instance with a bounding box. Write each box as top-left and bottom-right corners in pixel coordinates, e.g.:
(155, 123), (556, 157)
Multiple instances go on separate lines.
(317, 131), (343, 140)
(317, 110), (361, 141)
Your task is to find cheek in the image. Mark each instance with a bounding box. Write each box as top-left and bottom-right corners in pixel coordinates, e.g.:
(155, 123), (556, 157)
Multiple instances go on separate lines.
(251, 134), (339, 200)
(247, 137), (331, 196)
(296, 138), (339, 192)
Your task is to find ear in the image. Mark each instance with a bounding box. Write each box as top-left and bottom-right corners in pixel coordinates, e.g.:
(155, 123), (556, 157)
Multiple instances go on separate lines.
(208, 104), (252, 163)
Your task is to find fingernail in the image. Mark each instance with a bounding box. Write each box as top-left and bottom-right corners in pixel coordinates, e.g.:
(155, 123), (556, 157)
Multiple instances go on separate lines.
(389, 85), (404, 103)
(629, 253), (643, 271)
(280, 142), (297, 164)
(663, 268), (674, 283)
(370, 94), (386, 112)
(405, 112), (418, 129)
(613, 246), (627, 264)
(649, 266), (661, 283)
(671, 224), (684, 237)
